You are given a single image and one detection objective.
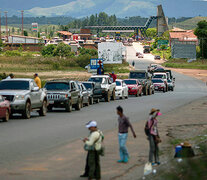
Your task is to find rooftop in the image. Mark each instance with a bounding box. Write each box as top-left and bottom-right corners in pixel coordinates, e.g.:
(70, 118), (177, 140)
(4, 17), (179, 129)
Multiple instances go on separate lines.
(57, 31), (73, 36)
(169, 30), (198, 42)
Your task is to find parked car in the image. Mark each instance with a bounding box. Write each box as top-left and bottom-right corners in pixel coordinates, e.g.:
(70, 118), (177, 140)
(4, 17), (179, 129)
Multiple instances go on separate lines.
(129, 70), (154, 95)
(152, 72), (168, 91)
(88, 75), (116, 102)
(124, 79), (143, 97)
(115, 79), (128, 99)
(82, 82), (102, 104)
(0, 79), (47, 119)
(0, 95), (10, 122)
(167, 79), (175, 91)
(77, 82), (90, 107)
(152, 79), (166, 93)
(154, 55), (161, 60)
(44, 80), (81, 112)
(138, 53), (144, 58)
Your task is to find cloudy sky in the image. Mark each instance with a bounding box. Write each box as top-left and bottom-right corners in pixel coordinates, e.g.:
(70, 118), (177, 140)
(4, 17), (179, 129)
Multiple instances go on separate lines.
(0, 0), (207, 17)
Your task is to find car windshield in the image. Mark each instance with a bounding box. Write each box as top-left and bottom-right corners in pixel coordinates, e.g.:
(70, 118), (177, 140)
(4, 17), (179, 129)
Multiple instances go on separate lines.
(130, 72), (146, 79)
(124, 80), (137, 85)
(88, 77), (104, 83)
(0, 80), (29, 90)
(116, 81), (121, 86)
(45, 82), (69, 90)
(153, 75), (164, 79)
(82, 83), (93, 89)
(152, 79), (164, 83)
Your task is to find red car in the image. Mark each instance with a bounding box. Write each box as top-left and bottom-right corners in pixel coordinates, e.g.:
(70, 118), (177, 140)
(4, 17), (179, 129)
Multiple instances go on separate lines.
(124, 79), (142, 97)
(0, 95), (10, 122)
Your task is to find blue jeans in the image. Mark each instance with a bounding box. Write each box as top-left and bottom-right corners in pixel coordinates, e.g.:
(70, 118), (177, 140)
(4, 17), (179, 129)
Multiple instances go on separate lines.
(118, 133), (129, 160)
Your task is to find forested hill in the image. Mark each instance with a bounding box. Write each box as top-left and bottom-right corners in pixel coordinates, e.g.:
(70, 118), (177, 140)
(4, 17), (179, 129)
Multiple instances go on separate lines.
(1, 14), (191, 27)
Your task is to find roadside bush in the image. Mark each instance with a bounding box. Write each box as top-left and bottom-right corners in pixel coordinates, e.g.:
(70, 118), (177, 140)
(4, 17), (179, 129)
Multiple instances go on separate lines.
(0, 73), (7, 80)
(76, 54), (91, 68)
(52, 62), (61, 70)
(79, 47), (98, 57)
(41, 44), (56, 57)
(4, 50), (22, 57)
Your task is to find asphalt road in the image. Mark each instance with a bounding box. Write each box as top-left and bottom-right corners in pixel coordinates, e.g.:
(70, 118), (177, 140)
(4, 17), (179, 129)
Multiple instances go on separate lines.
(0, 44), (207, 170)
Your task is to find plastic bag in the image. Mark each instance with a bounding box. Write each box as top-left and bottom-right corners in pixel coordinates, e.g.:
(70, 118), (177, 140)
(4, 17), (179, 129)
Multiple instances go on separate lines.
(144, 162), (152, 176)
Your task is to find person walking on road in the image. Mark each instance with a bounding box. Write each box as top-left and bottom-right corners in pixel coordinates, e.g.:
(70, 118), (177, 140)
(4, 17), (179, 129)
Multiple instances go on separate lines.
(116, 106), (136, 163)
(83, 121), (103, 180)
(147, 108), (162, 166)
(34, 73), (41, 89)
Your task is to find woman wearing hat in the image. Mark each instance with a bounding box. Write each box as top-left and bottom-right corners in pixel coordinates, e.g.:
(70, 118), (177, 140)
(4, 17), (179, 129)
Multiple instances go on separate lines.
(82, 121), (103, 180)
(147, 108), (162, 166)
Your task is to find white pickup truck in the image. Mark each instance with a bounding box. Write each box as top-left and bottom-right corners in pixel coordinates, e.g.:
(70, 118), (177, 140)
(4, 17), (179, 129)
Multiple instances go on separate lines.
(88, 75), (116, 102)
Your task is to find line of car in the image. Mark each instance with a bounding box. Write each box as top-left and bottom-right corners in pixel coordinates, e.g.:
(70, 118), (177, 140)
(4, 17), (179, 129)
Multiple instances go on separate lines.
(0, 66), (175, 122)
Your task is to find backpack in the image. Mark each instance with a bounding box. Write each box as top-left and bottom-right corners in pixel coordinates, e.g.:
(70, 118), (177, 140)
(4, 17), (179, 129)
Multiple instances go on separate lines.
(144, 118), (154, 136)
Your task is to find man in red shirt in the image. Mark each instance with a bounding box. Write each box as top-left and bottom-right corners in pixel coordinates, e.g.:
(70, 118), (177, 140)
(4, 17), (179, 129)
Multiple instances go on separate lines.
(109, 72), (117, 82)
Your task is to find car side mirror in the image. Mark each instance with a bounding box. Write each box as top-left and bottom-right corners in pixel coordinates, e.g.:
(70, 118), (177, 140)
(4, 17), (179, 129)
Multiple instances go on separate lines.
(31, 87), (39, 92)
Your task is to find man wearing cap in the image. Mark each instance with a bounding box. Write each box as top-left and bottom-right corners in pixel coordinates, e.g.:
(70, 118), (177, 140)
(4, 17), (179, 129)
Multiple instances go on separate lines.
(34, 73), (41, 89)
(116, 106), (136, 163)
(83, 121), (103, 180)
(147, 108), (162, 166)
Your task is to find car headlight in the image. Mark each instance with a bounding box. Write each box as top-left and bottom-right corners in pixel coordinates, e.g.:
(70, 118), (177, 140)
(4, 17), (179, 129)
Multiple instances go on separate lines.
(15, 95), (25, 100)
(132, 87), (136, 90)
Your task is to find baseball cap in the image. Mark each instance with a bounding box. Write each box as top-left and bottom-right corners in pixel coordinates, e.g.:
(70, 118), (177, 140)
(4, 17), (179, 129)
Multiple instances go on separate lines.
(86, 121), (97, 128)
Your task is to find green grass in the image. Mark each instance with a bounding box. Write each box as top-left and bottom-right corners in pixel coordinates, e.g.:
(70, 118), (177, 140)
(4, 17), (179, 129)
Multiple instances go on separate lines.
(174, 16), (207, 30)
(163, 59), (207, 70)
(169, 138), (184, 146)
(104, 62), (130, 73)
(0, 56), (85, 72)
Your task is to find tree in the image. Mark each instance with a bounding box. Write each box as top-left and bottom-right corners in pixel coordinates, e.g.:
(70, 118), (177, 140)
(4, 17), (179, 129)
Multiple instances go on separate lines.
(53, 43), (73, 58)
(24, 30), (28, 36)
(41, 44), (56, 57)
(160, 45), (167, 60)
(194, 20), (207, 59)
(146, 28), (157, 38)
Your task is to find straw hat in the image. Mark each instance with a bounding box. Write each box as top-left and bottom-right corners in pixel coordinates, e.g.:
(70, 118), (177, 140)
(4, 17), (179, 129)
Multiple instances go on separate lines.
(183, 142), (192, 147)
(150, 108), (159, 114)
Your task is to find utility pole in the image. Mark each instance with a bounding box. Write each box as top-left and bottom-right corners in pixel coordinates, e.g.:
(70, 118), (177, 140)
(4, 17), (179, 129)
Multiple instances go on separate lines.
(4, 11), (8, 42)
(21, 10), (24, 36)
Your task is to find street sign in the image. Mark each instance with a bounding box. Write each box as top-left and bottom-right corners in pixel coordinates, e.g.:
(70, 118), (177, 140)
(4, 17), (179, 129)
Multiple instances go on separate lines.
(90, 59), (103, 70)
(157, 40), (168, 49)
(32, 23), (38, 32)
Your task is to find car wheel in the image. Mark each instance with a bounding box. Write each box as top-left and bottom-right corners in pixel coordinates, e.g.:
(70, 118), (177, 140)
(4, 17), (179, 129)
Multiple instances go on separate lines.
(89, 97), (94, 105)
(75, 99), (81, 111)
(120, 91), (124, 99)
(47, 105), (53, 111)
(65, 101), (72, 112)
(105, 91), (110, 102)
(3, 109), (9, 122)
(22, 101), (31, 119)
(111, 89), (116, 101)
(39, 100), (47, 116)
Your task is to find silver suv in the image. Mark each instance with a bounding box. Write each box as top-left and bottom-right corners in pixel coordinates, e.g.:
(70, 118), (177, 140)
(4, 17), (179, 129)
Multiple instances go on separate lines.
(0, 78), (47, 119)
